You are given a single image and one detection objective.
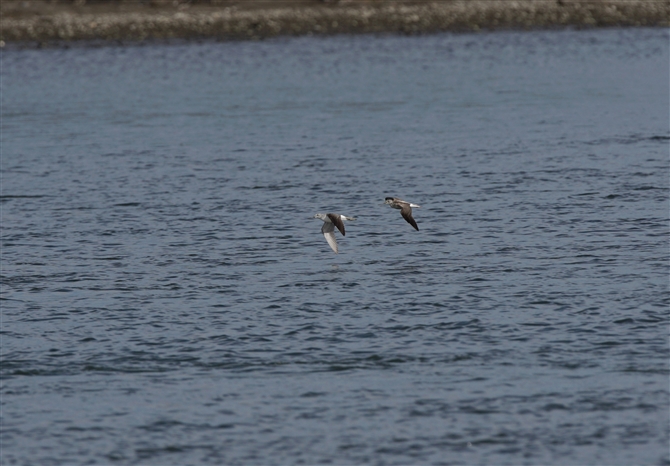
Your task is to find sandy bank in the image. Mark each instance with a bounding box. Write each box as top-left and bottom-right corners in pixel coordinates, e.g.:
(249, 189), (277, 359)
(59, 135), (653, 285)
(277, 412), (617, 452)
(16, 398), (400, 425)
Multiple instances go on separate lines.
(2, 0), (668, 44)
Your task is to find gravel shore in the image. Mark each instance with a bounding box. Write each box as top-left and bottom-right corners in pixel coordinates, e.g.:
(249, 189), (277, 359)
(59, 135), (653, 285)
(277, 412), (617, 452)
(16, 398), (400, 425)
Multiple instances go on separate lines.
(2, 0), (668, 45)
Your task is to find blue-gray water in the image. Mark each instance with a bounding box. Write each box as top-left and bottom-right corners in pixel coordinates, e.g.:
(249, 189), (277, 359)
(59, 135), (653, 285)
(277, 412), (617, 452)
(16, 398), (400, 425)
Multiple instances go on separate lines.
(2, 28), (669, 465)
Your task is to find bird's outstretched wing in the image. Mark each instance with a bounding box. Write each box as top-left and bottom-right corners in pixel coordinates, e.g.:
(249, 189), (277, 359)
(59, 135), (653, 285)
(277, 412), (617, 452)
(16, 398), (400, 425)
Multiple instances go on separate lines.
(400, 205), (419, 231)
(327, 213), (346, 236)
(321, 222), (338, 253)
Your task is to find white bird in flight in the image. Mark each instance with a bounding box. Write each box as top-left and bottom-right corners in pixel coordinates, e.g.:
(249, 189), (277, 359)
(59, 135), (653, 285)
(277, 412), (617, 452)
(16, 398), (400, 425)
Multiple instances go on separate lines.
(384, 197), (421, 231)
(313, 213), (356, 253)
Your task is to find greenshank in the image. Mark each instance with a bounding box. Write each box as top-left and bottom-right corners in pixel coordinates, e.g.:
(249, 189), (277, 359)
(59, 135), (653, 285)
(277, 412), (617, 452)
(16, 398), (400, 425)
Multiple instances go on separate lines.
(313, 213), (356, 253)
(384, 197), (420, 231)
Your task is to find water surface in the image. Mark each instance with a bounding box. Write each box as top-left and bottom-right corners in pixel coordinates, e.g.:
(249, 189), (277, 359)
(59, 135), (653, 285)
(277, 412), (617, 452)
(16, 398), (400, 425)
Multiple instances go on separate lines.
(2, 28), (669, 465)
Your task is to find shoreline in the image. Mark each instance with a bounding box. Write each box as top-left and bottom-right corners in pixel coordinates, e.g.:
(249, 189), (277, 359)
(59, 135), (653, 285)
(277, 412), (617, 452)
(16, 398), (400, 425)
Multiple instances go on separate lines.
(2, 0), (668, 45)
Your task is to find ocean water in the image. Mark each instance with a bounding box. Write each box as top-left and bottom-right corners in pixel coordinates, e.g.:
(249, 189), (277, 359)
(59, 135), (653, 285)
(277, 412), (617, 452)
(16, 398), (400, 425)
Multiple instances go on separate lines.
(1, 28), (669, 465)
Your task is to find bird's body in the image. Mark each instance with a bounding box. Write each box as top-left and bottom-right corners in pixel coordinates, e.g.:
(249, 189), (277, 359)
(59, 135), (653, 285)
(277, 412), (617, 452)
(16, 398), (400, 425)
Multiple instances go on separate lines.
(313, 213), (356, 253)
(384, 197), (420, 231)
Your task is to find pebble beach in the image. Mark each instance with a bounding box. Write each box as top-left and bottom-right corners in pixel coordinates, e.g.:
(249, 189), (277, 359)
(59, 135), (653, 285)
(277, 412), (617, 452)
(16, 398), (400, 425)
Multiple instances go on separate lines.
(2, 0), (669, 45)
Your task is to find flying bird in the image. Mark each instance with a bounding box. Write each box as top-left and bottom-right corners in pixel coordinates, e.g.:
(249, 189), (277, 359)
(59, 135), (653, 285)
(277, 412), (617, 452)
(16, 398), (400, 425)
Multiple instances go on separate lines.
(313, 213), (356, 253)
(384, 197), (420, 231)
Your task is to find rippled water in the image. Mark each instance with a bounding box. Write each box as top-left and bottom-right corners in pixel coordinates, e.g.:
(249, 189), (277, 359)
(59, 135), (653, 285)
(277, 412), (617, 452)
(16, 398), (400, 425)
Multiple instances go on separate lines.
(2, 28), (669, 465)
